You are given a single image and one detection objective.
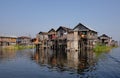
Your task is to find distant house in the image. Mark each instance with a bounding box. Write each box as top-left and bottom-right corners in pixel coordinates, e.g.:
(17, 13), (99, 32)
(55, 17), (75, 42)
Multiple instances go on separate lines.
(111, 40), (118, 47)
(0, 35), (17, 46)
(98, 34), (112, 46)
(17, 36), (31, 45)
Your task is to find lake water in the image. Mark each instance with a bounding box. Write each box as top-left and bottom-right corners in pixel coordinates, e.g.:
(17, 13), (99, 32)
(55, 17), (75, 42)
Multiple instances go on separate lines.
(0, 48), (120, 78)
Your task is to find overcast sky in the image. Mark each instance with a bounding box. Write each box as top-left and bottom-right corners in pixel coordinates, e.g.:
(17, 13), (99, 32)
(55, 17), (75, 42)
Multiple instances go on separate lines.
(0, 0), (120, 41)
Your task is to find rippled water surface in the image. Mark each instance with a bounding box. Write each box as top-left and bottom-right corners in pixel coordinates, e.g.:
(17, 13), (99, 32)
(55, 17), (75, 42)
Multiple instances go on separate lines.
(0, 48), (120, 78)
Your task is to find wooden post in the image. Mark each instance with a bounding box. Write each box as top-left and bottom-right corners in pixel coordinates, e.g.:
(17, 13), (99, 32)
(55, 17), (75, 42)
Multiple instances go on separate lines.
(73, 31), (78, 51)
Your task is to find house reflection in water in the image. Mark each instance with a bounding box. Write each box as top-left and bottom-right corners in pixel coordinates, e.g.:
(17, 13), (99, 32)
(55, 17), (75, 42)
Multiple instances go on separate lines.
(32, 48), (95, 73)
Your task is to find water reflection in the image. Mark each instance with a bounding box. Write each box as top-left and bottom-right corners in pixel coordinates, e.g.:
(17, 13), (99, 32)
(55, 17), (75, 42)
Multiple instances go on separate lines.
(0, 48), (34, 62)
(32, 49), (95, 73)
(0, 48), (119, 78)
(0, 48), (16, 62)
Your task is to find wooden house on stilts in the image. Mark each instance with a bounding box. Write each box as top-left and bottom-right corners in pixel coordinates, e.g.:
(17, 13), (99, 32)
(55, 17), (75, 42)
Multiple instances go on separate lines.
(48, 28), (56, 49)
(56, 26), (72, 50)
(67, 23), (98, 51)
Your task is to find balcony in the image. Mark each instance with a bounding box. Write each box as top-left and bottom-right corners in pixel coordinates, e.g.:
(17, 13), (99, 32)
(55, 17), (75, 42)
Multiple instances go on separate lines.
(57, 35), (67, 40)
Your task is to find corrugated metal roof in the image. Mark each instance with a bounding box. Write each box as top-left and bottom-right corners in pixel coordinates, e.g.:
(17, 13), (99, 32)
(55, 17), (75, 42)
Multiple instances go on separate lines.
(56, 26), (73, 32)
(0, 34), (17, 38)
(73, 23), (97, 33)
(48, 28), (56, 33)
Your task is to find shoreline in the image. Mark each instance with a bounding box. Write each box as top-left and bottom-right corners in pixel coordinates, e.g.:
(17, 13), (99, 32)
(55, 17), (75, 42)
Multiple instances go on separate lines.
(0, 45), (35, 50)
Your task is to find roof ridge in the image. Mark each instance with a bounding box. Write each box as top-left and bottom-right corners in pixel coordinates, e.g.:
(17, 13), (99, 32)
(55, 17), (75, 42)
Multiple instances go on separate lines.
(48, 28), (56, 33)
(73, 23), (97, 33)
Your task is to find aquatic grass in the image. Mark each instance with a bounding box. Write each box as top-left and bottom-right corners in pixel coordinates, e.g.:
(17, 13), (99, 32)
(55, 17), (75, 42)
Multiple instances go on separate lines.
(14, 45), (35, 50)
(93, 45), (112, 52)
(93, 44), (119, 57)
(2, 45), (35, 50)
(93, 44), (113, 57)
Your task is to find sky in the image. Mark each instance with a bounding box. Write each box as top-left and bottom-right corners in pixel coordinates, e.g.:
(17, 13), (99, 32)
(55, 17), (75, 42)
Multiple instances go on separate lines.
(0, 0), (120, 41)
